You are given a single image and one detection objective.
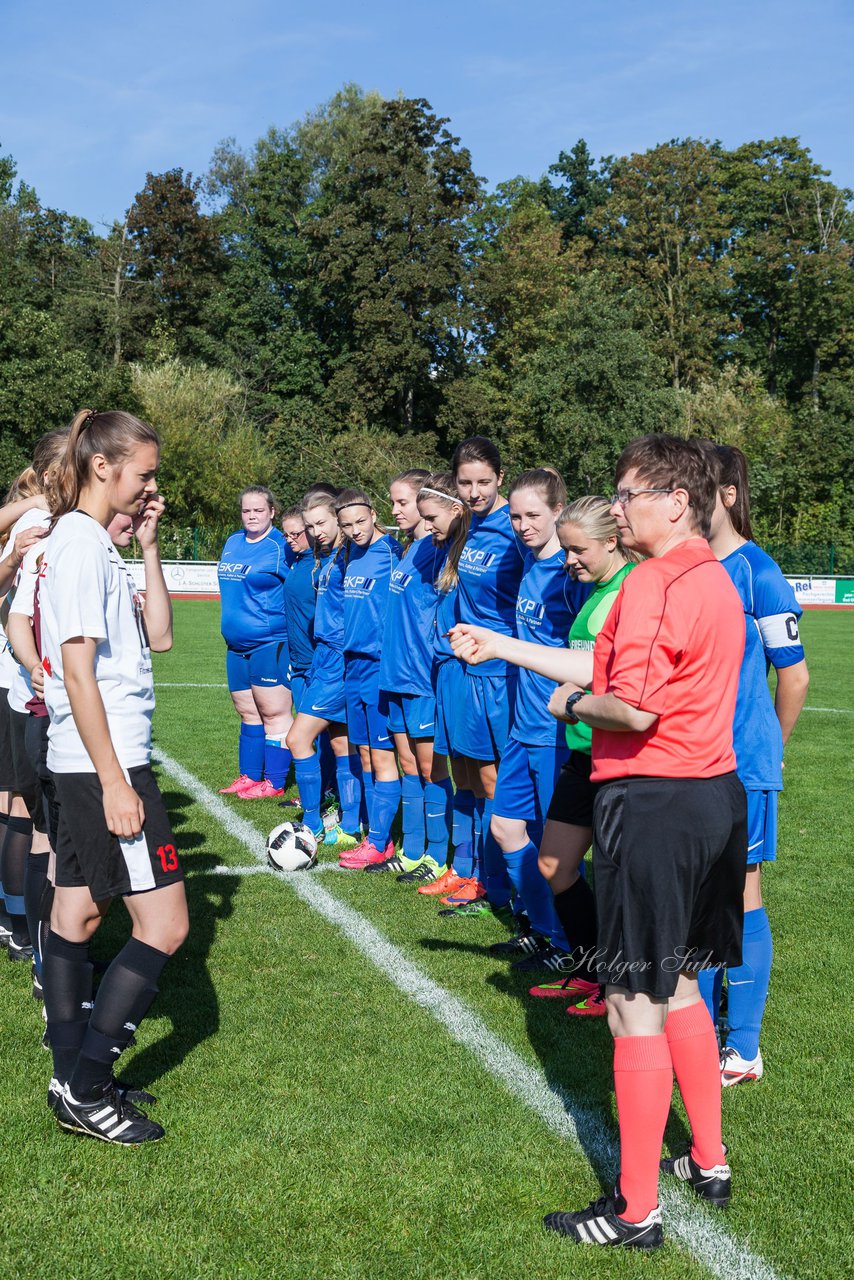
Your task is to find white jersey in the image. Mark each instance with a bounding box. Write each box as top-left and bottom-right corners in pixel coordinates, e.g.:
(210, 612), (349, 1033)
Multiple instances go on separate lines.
(41, 511), (155, 773)
(0, 508), (49, 689)
(7, 535), (49, 713)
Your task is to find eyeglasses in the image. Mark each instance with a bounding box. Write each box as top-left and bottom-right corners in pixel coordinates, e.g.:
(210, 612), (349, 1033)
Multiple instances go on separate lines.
(283, 529), (306, 541)
(610, 489), (674, 507)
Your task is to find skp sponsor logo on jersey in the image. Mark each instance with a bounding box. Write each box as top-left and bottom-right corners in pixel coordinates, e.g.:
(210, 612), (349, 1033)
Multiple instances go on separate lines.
(460, 546), (497, 575)
(390, 569), (413, 593)
(344, 574), (377, 597)
(516, 597), (546, 626)
(218, 561), (250, 580)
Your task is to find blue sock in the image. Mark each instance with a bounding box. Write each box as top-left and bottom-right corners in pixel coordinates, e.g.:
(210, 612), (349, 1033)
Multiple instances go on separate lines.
(238, 723), (265, 780)
(319, 733), (337, 797)
(502, 841), (568, 948)
(369, 779), (401, 851)
(424, 778), (453, 866)
(697, 966), (723, 1025)
(294, 756), (323, 832)
(360, 769), (374, 830)
(726, 907), (773, 1061)
(264, 737), (292, 789)
(453, 841), (474, 878)
(401, 774), (426, 861)
(451, 788), (475, 850)
(335, 755), (362, 834)
(480, 798), (511, 908)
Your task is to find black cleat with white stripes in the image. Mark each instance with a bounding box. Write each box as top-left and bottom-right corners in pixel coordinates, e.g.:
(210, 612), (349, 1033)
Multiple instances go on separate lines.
(55, 1082), (164, 1145)
(660, 1146), (731, 1207)
(544, 1192), (663, 1249)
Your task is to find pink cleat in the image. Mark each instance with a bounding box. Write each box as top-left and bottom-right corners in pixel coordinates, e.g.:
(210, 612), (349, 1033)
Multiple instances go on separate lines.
(339, 840), (394, 868)
(237, 779), (285, 800)
(219, 774), (256, 795)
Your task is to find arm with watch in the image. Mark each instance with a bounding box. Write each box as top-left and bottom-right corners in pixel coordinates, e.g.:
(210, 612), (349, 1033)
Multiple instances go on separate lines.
(549, 681), (658, 733)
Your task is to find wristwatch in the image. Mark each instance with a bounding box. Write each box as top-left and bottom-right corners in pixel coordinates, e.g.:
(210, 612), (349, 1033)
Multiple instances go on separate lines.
(564, 691), (588, 724)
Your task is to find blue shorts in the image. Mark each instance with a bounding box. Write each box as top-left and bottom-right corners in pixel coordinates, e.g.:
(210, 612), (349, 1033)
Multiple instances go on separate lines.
(302, 643), (346, 723)
(289, 670), (311, 715)
(449, 670), (518, 762)
(433, 660), (465, 758)
(345, 655), (393, 750)
(746, 790), (778, 864)
(492, 736), (569, 824)
(226, 641), (288, 693)
(380, 690), (437, 739)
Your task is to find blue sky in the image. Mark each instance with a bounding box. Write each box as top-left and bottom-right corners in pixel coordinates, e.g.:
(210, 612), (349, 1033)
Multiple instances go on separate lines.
(1, 0), (851, 227)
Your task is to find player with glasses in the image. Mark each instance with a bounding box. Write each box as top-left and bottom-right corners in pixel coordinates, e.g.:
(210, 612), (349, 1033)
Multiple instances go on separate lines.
(542, 434), (747, 1249)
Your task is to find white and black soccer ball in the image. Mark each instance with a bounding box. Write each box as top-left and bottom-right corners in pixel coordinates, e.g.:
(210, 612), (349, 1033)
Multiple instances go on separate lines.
(266, 821), (318, 872)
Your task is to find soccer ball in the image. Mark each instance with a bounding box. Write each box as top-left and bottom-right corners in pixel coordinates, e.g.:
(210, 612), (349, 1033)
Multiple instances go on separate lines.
(266, 821), (318, 871)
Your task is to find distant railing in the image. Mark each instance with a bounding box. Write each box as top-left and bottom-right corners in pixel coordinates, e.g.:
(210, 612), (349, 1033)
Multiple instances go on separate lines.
(764, 542), (853, 575)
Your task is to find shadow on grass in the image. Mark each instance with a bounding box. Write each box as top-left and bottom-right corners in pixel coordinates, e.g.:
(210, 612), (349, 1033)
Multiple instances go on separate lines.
(91, 786), (240, 1091)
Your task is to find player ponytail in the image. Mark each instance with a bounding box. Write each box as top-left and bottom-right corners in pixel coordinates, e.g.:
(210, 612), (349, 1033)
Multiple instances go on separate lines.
(713, 444), (754, 542)
(508, 467), (567, 510)
(50, 409), (160, 525)
(558, 495), (641, 564)
(418, 472), (471, 591)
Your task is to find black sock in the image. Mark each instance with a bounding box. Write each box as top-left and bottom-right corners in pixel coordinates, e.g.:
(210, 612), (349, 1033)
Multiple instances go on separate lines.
(0, 812), (10, 933)
(69, 938), (169, 1101)
(553, 876), (599, 980)
(42, 931), (94, 1083)
(25, 852), (49, 970)
(2, 815), (33, 946)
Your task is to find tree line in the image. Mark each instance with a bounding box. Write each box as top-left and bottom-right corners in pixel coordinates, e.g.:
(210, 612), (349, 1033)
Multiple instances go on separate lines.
(1, 85), (851, 566)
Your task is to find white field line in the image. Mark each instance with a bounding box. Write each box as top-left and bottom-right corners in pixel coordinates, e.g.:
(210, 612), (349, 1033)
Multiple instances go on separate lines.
(211, 861), (347, 876)
(803, 705), (853, 714)
(153, 744), (785, 1280)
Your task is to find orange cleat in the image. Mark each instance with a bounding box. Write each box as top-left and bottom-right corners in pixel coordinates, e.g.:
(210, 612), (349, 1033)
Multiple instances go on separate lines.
(417, 867), (468, 897)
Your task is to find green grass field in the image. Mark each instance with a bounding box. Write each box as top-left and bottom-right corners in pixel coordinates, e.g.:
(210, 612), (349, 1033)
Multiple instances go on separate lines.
(2, 605), (852, 1279)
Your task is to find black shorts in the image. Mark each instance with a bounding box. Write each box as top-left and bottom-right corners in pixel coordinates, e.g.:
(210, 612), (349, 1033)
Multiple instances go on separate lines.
(54, 764), (184, 902)
(24, 714), (58, 849)
(9, 706), (45, 831)
(546, 751), (598, 828)
(592, 772), (747, 999)
(0, 692), (15, 791)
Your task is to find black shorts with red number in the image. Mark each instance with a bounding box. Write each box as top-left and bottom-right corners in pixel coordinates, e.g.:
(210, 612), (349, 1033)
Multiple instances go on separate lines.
(592, 771), (747, 999)
(546, 750), (598, 828)
(54, 764), (183, 902)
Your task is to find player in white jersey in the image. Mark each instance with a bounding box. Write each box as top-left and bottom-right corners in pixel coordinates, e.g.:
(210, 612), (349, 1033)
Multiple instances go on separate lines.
(39, 408), (188, 1146)
(0, 435), (67, 962)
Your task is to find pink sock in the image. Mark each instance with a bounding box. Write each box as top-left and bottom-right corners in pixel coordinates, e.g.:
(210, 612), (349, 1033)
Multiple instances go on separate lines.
(613, 1034), (673, 1222)
(665, 1001), (726, 1169)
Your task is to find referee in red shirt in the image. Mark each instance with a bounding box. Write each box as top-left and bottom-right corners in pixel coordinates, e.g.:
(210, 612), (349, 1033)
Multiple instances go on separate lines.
(545, 436), (747, 1249)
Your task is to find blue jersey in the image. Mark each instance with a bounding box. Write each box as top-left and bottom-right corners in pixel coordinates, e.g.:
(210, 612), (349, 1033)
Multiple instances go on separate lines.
(433, 583), (460, 668)
(283, 549), (317, 675)
(343, 534), (402, 659)
(512, 550), (592, 746)
(218, 528), (288, 652)
(722, 540), (804, 791)
(379, 535), (446, 696)
(313, 548), (347, 652)
(456, 503), (525, 677)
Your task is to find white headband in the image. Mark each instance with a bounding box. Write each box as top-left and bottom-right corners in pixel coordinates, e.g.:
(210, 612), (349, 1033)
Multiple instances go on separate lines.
(418, 486), (458, 502)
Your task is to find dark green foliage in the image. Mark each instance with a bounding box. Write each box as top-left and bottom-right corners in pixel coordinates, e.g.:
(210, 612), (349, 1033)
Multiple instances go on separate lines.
(0, 111), (850, 557)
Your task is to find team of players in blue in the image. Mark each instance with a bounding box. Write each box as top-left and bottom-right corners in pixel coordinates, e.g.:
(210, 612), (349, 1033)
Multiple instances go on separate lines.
(214, 436), (808, 1090)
